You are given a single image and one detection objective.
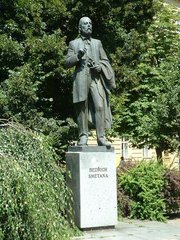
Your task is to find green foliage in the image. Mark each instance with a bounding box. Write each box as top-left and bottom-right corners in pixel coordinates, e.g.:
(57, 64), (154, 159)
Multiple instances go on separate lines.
(0, 34), (24, 81)
(65, 0), (159, 54)
(118, 161), (166, 221)
(117, 161), (180, 220)
(0, 64), (40, 122)
(117, 161), (135, 218)
(112, 3), (180, 156)
(0, 0), (77, 153)
(33, 117), (78, 162)
(27, 32), (73, 118)
(0, 0), (73, 124)
(0, 62), (77, 161)
(0, 122), (79, 240)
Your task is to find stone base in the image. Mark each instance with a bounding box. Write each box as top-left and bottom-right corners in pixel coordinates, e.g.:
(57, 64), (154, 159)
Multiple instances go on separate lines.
(66, 146), (117, 229)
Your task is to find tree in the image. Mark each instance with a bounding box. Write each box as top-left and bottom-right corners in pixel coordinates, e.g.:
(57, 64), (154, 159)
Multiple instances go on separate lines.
(0, 0), (77, 159)
(113, 4), (180, 160)
(0, 0), (73, 121)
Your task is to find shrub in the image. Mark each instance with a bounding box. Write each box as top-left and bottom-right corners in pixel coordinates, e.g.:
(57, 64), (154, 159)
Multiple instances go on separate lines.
(117, 161), (135, 218)
(0, 122), (79, 240)
(117, 187), (132, 219)
(32, 117), (78, 164)
(118, 161), (166, 221)
(164, 169), (180, 214)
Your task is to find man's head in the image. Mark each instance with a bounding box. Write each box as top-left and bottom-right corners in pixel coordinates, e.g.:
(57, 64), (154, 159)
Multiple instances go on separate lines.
(79, 17), (92, 37)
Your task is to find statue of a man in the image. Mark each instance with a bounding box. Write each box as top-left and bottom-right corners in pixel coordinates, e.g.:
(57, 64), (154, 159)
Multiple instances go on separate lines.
(66, 17), (115, 147)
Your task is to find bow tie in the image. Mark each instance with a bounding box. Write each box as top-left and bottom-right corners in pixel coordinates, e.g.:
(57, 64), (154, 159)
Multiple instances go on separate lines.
(82, 37), (91, 45)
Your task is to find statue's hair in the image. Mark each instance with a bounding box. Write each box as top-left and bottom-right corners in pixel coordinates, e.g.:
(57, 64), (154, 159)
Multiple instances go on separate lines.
(78, 17), (91, 34)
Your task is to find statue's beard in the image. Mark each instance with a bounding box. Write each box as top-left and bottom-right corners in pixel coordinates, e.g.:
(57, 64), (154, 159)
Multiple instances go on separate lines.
(81, 29), (92, 36)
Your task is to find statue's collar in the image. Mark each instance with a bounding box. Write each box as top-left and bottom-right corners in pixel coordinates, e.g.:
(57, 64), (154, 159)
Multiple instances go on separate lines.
(81, 36), (91, 41)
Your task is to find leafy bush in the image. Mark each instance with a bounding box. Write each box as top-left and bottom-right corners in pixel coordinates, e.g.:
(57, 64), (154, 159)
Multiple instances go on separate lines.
(117, 161), (135, 218)
(164, 169), (180, 214)
(33, 117), (78, 163)
(0, 122), (79, 240)
(118, 161), (166, 221)
(117, 187), (131, 219)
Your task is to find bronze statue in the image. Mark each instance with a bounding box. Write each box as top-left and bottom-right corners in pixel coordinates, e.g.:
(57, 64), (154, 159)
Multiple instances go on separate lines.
(66, 17), (115, 147)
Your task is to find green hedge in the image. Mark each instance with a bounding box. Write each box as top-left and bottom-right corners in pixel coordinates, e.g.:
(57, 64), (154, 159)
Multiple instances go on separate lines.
(117, 161), (180, 221)
(0, 122), (79, 240)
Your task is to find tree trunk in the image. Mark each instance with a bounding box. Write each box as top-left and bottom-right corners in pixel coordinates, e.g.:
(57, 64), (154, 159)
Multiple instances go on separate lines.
(156, 147), (163, 164)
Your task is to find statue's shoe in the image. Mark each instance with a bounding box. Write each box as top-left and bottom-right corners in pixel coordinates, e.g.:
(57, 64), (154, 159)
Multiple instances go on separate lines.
(77, 136), (88, 146)
(97, 138), (111, 147)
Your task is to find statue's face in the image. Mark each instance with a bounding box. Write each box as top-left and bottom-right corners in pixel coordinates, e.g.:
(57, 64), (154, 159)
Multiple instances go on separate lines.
(79, 17), (92, 37)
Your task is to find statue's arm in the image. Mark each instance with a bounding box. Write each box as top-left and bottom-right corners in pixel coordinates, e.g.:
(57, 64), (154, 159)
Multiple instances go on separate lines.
(99, 41), (109, 62)
(65, 41), (79, 68)
(99, 40), (116, 89)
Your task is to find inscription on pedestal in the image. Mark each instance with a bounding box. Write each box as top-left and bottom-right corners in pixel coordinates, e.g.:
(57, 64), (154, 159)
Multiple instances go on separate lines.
(88, 167), (108, 178)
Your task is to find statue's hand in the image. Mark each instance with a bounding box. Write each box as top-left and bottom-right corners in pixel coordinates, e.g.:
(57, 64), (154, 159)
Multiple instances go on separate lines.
(77, 48), (87, 59)
(87, 58), (101, 73)
(92, 64), (101, 73)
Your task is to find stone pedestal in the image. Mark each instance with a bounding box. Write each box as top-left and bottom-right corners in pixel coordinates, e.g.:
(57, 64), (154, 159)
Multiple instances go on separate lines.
(66, 146), (117, 229)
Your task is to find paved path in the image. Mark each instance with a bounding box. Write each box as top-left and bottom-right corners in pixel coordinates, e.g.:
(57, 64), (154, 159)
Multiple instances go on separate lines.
(73, 218), (180, 240)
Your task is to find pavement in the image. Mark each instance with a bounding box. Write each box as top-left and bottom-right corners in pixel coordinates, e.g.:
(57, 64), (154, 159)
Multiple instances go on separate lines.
(72, 217), (180, 240)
